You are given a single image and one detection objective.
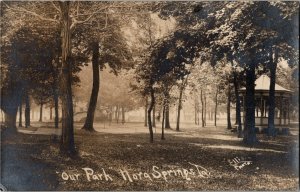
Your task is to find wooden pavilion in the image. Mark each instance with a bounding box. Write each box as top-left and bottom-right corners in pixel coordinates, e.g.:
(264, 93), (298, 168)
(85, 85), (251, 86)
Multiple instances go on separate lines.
(239, 75), (292, 129)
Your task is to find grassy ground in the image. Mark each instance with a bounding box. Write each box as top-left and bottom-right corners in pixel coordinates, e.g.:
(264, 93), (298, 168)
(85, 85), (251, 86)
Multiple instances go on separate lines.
(1, 122), (299, 191)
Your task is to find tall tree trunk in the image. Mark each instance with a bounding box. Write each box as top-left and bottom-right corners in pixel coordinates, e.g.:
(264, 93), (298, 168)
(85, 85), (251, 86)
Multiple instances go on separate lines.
(54, 91), (59, 128)
(4, 112), (17, 133)
(148, 87), (155, 143)
(59, 2), (75, 154)
(214, 87), (218, 126)
(109, 106), (113, 125)
(176, 85), (184, 132)
(52, 55), (60, 129)
(1, 42), (22, 133)
(25, 90), (30, 128)
(152, 104), (156, 127)
(200, 90), (204, 127)
(227, 83), (232, 129)
(82, 42), (100, 132)
(233, 71), (243, 138)
(165, 92), (171, 129)
(115, 105), (118, 122)
(39, 103), (43, 122)
(194, 100), (197, 125)
(122, 106), (125, 124)
(267, 49), (278, 137)
(19, 100), (22, 127)
(204, 94), (207, 126)
(197, 111), (200, 125)
(144, 98), (148, 127)
(117, 106), (120, 124)
(161, 101), (166, 140)
(243, 62), (258, 145)
(157, 109), (161, 122)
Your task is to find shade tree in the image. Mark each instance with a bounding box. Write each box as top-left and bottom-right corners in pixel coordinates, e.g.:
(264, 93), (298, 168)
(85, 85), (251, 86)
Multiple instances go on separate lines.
(2, 1), (153, 154)
(206, 1), (298, 143)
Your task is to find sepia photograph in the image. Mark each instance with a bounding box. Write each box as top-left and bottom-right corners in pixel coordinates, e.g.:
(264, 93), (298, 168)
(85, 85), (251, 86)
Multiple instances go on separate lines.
(0, 1), (299, 191)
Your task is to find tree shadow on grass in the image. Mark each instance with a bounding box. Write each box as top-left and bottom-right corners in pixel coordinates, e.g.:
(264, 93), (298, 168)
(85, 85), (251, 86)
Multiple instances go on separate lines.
(1, 134), (59, 191)
(1, 129), (298, 191)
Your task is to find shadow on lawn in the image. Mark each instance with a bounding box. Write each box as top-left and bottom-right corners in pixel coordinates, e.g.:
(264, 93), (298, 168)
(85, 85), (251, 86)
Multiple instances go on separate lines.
(1, 128), (298, 191)
(1, 136), (59, 190)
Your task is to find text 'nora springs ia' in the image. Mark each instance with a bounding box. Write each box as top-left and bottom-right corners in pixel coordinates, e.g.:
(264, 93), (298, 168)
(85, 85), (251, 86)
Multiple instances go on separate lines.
(60, 162), (210, 182)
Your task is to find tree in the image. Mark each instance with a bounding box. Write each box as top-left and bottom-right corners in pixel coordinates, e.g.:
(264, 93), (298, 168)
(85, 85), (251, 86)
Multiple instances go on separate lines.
(24, 90), (30, 127)
(75, 11), (132, 131)
(176, 77), (188, 131)
(261, 3), (299, 136)
(136, 28), (204, 141)
(1, 30), (24, 132)
(232, 67), (245, 138)
(1, 24), (60, 132)
(2, 1), (144, 153)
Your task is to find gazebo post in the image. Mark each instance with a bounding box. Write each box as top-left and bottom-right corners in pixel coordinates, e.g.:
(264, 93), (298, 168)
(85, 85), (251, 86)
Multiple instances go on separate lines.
(284, 98), (286, 125)
(264, 100), (266, 117)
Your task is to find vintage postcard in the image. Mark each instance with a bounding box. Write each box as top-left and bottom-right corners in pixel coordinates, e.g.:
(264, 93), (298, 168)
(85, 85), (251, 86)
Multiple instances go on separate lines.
(0, 1), (299, 191)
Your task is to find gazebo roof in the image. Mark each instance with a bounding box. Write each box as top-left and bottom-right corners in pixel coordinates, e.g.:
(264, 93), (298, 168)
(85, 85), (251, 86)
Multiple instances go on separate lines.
(240, 74), (292, 92)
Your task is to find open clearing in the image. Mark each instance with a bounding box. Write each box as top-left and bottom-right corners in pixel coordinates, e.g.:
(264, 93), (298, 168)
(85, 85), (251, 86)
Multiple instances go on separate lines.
(1, 122), (299, 191)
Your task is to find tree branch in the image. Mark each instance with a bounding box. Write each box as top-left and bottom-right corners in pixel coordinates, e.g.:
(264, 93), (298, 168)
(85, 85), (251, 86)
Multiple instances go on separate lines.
(51, 2), (61, 13)
(70, 7), (107, 30)
(3, 2), (59, 23)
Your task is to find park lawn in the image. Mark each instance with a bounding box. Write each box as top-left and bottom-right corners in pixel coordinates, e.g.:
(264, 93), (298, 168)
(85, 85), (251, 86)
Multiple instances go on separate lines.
(1, 125), (299, 191)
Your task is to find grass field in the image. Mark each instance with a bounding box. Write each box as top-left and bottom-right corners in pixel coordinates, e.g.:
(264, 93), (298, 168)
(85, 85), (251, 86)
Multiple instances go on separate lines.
(1, 121), (299, 191)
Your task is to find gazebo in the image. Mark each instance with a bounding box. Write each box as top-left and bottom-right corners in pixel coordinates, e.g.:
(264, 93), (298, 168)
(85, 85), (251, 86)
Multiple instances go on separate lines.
(239, 75), (292, 129)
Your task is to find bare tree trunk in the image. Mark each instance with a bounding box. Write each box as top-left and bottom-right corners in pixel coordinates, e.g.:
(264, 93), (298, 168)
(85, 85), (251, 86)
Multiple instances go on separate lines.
(122, 106), (125, 124)
(165, 92), (171, 129)
(204, 94), (207, 126)
(39, 103), (43, 122)
(227, 83), (232, 129)
(200, 90), (204, 127)
(214, 87), (218, 126)
(82, 42), (100, 132)
(59, 2), (75, 154)
(148, 87), (155, 143)
(161, 102), (166, 140)
(267, 49), (278, 137)
(115, 105), (118, 122)
(243, 60), (258, 145)
(157, 108), (161, 122)
(144, 98), (148, 127)
(25, 90), (30, 128)
(19, 100), (22, 127)
(195, 101), (197, 125)
(117, 106), (120, 124)
(109, 106), (113, 125)
(197, 111), (200, 125)
(1, 43), (22, 133)
(4, 112), (17, 133)
(176, 85), (184, 131)
(152, 104), (156, 127)
(233, 71), (243, 138)
(52, 55), (60, 129)
(54, 91), (59, 128)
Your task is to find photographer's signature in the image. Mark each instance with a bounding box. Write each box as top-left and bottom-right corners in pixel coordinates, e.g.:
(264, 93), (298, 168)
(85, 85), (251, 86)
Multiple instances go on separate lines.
(228, 157), (252, 170)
